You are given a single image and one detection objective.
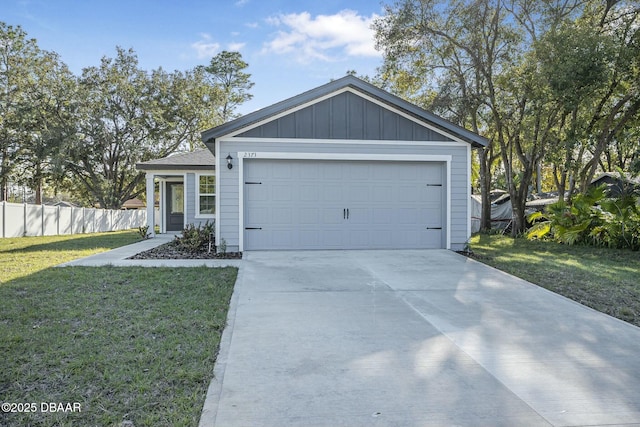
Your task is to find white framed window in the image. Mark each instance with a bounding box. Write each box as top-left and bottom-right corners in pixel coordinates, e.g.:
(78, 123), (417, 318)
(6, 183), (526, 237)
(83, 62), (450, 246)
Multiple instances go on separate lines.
(196, 174), (215, 217)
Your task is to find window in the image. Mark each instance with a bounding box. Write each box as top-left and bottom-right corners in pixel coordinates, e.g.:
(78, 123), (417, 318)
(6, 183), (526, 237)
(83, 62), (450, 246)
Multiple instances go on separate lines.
(197, 175), (215, 216)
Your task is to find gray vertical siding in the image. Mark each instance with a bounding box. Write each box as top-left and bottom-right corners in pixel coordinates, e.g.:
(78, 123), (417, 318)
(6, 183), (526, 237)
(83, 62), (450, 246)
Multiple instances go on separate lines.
(238, 92), (453, 142)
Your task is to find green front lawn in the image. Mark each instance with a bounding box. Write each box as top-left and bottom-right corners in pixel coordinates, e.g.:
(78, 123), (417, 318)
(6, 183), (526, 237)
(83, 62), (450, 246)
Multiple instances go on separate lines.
(0, 231), (141, 283)
(470, 234), (640, 327)
(0, 233), (237, 427)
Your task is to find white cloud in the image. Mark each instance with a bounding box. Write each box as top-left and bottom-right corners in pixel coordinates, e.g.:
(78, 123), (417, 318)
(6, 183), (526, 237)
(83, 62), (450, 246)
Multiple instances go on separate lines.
(191, 33), (220, 59)
(262, 9), (381, 63)
(228, 42), (246, 51)
(235, 0), (249, 6)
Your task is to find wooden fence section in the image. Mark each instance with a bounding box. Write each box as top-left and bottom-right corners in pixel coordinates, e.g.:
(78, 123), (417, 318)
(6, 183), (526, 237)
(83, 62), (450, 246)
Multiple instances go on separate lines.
(0, 202), (146, 238)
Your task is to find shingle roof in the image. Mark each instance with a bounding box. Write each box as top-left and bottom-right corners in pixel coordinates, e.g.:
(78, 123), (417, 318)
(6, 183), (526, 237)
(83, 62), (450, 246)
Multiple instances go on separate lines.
(201, 75), (489, 148)
(136, 148), (215, 171)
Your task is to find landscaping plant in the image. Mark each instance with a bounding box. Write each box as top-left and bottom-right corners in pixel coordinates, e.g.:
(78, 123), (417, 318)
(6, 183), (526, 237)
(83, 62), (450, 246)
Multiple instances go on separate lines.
(527, 185), (640, 250)
(174, 221), (215, 252)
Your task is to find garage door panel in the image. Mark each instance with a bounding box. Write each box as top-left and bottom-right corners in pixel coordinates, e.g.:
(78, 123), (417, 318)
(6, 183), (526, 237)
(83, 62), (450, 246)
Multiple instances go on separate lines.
(320, 208), (342, 224)
(300, 185), (319, 201)
(321, 185), (342, 202)
(272, 185), (293, 201)
(347, 207), (369, 225)
(322, 163), (344, 180)
(244, 159), (445, 250)
(345, 185), (370, 202)
(271, 207), (292, 224)
(321, 229), (345, 247)
(299, 208), (318, 224)
(372, 208), (393, 224)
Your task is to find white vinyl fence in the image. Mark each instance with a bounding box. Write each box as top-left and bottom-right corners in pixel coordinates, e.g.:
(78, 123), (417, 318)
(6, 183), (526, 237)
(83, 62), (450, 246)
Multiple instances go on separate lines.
(0, 201), (146, 238)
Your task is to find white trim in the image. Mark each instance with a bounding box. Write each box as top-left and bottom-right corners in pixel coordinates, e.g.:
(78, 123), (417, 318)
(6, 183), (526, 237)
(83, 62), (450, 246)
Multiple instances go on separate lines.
(222, 87), (470, 145)
(238, 152), (451, 162)
(137, 168), (203, 176)
(215, 141), (221, 239)
(160, 180), (166, 233)
(219, 136), (468, 148)
(466, 144), (472, 241)
(238, 152), (452, 251)
(182, 175), (187, 229)
(238, 155), (245, 251)
(145, 173), (156, 237)
(446, 157), (452, 249)
(195, 173), (216, 219)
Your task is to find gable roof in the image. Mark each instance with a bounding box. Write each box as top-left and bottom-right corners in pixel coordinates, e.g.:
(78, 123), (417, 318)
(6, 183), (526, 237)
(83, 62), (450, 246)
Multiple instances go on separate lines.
(201, 75), (488, 148)
(136, 148), (215, 171)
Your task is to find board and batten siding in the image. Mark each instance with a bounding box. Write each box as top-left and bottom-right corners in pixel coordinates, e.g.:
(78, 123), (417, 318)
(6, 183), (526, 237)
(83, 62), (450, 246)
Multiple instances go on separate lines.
(237, 91), (454, 142)
(216, 140), (470, 251)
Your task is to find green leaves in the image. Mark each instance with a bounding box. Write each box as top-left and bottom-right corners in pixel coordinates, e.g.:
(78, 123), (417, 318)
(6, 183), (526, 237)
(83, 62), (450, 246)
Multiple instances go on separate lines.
(526, 184), (640, 250)
(1, 21), (254, 207)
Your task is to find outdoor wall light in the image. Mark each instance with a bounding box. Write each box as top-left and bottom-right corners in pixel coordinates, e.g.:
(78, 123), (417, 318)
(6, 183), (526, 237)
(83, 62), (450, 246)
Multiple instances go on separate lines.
(226, 154), (233, 170)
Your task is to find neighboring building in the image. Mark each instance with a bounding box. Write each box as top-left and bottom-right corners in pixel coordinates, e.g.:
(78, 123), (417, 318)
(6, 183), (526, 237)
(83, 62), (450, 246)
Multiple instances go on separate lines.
(590, 172), (640, 197)
(138, 76), (488, 251)
(121, 198), (146, 210)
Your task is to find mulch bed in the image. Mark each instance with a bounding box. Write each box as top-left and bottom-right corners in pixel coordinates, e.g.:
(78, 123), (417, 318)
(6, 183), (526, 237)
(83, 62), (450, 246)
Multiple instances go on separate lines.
(128, 241), (242, 260)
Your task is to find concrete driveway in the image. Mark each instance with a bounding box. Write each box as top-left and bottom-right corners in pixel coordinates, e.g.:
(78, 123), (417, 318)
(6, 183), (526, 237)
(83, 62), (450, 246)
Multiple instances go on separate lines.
(200, 250), (640, 427)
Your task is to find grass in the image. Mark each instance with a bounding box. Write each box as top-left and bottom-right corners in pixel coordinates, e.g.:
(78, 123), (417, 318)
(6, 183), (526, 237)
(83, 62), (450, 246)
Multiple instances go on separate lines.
(470, 234), (640, 327)
(0, 231), (141, 283)
(0, 233), (238, 427)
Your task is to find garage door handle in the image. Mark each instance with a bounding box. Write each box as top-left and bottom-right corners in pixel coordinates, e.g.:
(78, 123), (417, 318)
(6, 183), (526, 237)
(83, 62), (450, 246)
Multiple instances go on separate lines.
(343, 208), (346, 219)
(245, 181), (262, 185)
(245, 227), (262, 230)
(426, 184), (442, 187)
(426, 227), (442, 230)
(347, 208), (349, 219)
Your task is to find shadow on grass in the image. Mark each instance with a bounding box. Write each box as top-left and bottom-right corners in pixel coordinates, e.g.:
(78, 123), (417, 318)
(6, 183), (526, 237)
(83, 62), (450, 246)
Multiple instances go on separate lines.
(470, 234), (640, 327)
(0, 232), (141, 254)
(0, 265), (237, 427)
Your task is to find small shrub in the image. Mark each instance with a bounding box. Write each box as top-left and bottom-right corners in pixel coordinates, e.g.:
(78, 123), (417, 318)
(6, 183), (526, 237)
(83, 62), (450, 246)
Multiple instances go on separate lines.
(218, 238), (227, 255)
(137, 225), (151, 240)
(174, 222), (215, 252)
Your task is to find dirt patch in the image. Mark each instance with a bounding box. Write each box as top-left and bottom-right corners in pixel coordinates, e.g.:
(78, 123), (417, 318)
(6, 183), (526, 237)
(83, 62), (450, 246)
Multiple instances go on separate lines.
(128, 241), (242, 260)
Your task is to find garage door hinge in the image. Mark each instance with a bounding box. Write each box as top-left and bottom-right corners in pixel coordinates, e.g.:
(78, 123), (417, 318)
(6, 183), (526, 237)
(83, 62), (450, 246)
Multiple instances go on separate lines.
(245, 227), (262, 230)
(426, 184), (442, 187)
(245, 181), (262, 185)
(426, 227), (442, 230)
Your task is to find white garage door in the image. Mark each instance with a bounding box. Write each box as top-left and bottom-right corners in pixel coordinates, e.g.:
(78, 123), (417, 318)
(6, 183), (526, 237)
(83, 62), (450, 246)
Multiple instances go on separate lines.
(243, 159), (445, 250)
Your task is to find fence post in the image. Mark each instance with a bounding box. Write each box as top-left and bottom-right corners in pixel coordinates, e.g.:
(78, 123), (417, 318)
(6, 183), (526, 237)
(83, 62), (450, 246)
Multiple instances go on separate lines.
(23, 203), (27, 237)
(1, 201), (5, 238)
(41, 204), (45, 237)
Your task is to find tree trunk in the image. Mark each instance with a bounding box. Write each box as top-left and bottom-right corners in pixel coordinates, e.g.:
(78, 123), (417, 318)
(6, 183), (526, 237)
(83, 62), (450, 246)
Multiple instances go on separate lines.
(478, 148), (492, 231)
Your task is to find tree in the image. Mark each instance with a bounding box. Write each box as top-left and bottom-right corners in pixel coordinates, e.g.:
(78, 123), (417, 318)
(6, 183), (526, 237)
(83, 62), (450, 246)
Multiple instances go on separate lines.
(17, 51), (77, 204)
(0, 23), (39, 201)
(374, 0), (522, 232)
(534, 2), (640, 198)
(67, 48), (225, 208)
(374, 0), (639, 234)
(202, 51), (254, 122)
(66, 47), (245, 208)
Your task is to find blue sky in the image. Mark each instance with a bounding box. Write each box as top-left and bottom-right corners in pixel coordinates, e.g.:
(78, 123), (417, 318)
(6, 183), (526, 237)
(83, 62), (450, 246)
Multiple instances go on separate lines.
(1, 0), (386, 115)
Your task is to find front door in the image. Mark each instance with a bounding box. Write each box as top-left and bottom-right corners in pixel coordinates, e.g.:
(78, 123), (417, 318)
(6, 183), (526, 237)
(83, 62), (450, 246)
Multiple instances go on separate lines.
(166, 182), (184, 231)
